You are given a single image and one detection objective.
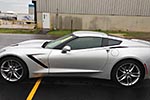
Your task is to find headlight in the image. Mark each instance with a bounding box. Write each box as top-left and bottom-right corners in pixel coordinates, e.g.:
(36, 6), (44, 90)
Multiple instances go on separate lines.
(0, 49), (6, 53)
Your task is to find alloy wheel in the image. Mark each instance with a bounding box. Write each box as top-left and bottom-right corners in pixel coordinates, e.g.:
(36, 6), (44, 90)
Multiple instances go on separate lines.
(116, 63), (141, 86)
(1, 59), (24, 82)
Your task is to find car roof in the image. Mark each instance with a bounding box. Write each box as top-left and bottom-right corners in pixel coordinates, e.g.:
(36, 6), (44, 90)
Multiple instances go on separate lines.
(72, 31), (108, 37)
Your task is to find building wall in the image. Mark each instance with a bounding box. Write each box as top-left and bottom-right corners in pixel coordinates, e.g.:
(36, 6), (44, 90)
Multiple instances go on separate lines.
(37, 13), (150, 32)
(35, 0), (150, 16)
(37, 12), (42, 28)
(34, 0), (150, 32)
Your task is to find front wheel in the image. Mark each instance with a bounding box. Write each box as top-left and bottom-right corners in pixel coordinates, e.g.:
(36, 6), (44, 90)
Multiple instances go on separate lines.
(0, 57), (28, 82)
(111, 60), (145, 87)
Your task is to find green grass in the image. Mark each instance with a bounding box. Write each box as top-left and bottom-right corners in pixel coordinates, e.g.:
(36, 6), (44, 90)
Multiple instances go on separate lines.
(48, 30), (73, 36)
(124, 32), (150, 39)
(105, 31), (150, 40)
(0, 29), (150, 40)
(0, 28), (40, 34)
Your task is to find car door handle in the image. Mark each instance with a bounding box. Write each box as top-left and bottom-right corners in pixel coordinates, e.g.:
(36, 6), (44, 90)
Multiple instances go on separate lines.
(106, 49), (110, 52)
(105, 47), (110, 53)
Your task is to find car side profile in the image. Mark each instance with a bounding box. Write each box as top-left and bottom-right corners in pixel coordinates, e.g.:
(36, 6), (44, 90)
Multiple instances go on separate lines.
(0, 31), (150, 87)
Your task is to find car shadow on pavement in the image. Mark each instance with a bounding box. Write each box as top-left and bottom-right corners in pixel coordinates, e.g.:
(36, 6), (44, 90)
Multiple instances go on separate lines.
(33, 77), (150, 100)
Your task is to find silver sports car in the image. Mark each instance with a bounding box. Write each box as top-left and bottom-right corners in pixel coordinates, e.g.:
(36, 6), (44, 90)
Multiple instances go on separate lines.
(0, 31), (150, 87)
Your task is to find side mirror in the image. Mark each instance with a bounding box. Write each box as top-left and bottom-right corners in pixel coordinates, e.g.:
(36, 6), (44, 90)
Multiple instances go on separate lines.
(62, 46), (71, 53)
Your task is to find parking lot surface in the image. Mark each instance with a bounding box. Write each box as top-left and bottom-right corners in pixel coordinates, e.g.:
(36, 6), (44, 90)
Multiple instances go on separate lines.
(34, 78), (150, 100)
(0, 33), (150, 100)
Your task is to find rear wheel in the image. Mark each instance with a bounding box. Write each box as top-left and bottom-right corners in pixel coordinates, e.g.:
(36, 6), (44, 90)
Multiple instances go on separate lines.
(0, 57), (28, 82)
(111, 60), (144, 87)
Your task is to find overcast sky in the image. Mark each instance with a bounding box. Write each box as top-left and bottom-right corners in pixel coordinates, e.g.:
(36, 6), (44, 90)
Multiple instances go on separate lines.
(0, 0), (32, 13)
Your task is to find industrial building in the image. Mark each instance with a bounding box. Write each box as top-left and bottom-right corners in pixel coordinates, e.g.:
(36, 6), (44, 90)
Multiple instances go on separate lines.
(32, 0), (150, 32)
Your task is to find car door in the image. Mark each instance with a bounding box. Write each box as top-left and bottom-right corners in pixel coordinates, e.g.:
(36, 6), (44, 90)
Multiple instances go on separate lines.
(49, 37), (108, 73)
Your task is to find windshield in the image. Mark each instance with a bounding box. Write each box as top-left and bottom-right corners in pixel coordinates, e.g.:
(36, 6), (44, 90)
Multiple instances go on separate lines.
(45, 34), (74, 49)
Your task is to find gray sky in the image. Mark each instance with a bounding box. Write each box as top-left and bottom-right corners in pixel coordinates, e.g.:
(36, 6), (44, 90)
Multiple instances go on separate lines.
(0, 0), (32, 13)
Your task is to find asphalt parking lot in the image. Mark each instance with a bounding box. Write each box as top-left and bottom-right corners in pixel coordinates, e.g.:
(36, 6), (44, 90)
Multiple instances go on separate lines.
(0, 33), (150, 100)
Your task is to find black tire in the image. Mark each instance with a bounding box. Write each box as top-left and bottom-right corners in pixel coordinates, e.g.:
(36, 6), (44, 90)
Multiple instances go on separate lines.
(0, 57), (28, 83)
(111, 60), (145, 87)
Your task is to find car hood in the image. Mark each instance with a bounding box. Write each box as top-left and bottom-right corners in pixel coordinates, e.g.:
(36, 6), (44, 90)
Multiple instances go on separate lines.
(18, 40), (52, 47)
(4, 39), (52, 49)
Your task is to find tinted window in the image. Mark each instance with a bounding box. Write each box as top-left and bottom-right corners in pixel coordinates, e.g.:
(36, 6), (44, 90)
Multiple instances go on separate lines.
(108, 39), (122, 46)
(67, 37), (102, 50)
(102, 38), (122, 46)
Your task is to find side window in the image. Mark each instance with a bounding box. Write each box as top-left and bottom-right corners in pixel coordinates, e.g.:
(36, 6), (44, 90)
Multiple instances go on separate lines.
(67, 37), (102, 50)
(108, 39), (122, 46)
(102, 38), (122, 46)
